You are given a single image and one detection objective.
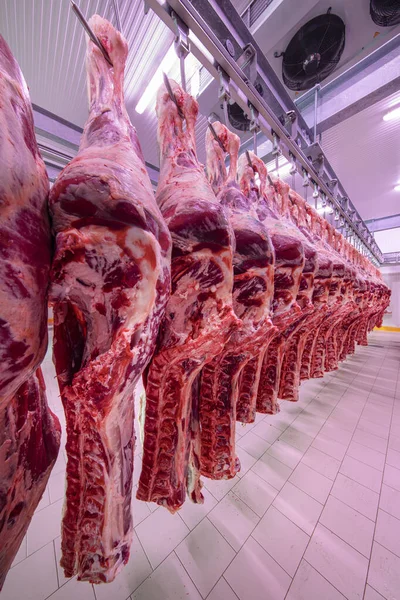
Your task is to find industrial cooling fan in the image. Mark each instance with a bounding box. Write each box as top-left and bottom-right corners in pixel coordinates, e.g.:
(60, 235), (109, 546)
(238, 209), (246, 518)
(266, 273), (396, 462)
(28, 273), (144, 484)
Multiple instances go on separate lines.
(277, 8), (346, 91)
(370, 0), (400, 27)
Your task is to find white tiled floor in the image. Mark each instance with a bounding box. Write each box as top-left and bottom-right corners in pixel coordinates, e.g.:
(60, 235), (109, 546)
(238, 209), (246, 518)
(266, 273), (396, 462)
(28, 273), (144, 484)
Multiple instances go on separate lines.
(2, 331), (400, 600)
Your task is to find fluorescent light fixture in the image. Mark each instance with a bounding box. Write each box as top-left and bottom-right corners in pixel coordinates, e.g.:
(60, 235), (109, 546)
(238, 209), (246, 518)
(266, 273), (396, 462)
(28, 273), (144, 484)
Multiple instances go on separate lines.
(395, 183), (400, 192)
(188, 31), (214, 65)
(383, 106), (400, 121)
(269, 160), (292, 177)
(135, 43), (177, 115)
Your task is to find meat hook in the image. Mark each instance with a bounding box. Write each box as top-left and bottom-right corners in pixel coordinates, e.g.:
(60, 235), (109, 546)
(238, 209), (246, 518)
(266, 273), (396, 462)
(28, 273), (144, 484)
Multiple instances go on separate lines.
(245, 150), (253, 168)
(163, 73), (185, 119)
(70, 1), (113, 66)
(208, 120), (226, 152)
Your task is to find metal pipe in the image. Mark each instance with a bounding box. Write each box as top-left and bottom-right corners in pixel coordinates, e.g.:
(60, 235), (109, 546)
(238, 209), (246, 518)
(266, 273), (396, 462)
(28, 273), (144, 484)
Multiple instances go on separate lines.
(313, 85), (319, 143)
(180, 55), (187, 91)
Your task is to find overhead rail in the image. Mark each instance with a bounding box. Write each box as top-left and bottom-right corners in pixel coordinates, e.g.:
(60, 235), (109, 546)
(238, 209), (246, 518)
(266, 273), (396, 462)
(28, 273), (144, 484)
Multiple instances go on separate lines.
(145, 0), (383, 265)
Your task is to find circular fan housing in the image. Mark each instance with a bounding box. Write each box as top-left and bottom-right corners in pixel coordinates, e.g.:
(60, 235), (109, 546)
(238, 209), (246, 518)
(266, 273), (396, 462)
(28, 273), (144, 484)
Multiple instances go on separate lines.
(227, 83), (263, 132)
(370, 0), (400, 27)
(227, 102), (251, 131)
(282, 12), (345, 91)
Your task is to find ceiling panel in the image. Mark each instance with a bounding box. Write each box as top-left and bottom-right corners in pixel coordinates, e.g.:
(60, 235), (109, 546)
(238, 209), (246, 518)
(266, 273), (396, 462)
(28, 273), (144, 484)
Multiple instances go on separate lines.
(0, 0), (209, 166)
(375, 228), (400, 254)
(321, 89), (400, 222)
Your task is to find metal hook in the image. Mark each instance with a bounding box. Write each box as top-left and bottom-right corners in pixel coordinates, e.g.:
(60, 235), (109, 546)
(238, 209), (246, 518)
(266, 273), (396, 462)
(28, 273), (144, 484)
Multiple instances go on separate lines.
(246, 150), (252, 168)
(70, 1), (113, 66)
(171, 11), (189, 92)
(249, 105), (259, 156)
(163, 73), (185, 119)
(207, 119), (226, 152)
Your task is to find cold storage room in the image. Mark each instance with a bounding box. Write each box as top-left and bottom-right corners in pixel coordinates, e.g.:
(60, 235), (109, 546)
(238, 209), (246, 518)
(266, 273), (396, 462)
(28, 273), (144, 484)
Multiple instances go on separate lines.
(1, 1), (400, 599)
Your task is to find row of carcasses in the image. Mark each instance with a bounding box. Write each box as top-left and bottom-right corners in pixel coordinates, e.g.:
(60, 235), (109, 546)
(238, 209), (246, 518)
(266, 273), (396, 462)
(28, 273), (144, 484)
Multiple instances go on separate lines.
(0, 16), (390, 589)
(135, 84), (390, 518)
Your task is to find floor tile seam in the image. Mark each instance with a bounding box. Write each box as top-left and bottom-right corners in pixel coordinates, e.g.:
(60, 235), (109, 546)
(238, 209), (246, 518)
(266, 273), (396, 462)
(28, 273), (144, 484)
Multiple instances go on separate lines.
(280, 396), (341, 456)
(219, 576), (241, 600)
(283, 557), (347, 600)
(230, 488), (272, 519)
(359, 412), (392, 430)
(328, 489), (378, 523)
(379, 504), (400, 524)
(206, 497), (263, 556)
(271, 499), (322, 537)
(362, 349), (398, 600)
(247, 534), (295, 580)
(371, 529), (400, 562)
(203, 483), (220, 502)
(290, 361), (383, 600)
(351, 433), (389, 455)
(296, 452), (342, 482)
(383, 460), (400, 474)
(344, 451), (385, 474)
(354, 424), (390, 441)
(132, 522), (155, 584)
(317, 515), (373, 561)
(218, 518), (293, 596)
(340, 454), (386, 478)
(52, 539), (60, 590)
(287, 462), (334, 498)
(173, 548), (209, 599)
(17, 538), (57, 566)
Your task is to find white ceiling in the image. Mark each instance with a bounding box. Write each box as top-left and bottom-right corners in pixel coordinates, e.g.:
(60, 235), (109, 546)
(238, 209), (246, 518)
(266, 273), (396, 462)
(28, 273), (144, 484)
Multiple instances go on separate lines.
(0, 0), (207, 167)
(321, 89), (400, 222)
(375, 228), (400, 254)
(250, 0), (399, 99)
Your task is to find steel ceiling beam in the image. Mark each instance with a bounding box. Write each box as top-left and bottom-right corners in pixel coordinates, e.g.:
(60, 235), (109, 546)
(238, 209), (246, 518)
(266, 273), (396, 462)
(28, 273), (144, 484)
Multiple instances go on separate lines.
(366, 214), (400, 233)
(145, 0), (383, 264)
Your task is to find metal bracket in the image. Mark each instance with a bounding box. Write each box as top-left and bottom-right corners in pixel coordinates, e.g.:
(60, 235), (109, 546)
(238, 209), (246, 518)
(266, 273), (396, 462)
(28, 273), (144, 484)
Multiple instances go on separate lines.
(218, 67), (231, 126)
(305, 142), (325, 176)
(283, 109), (297, 140)
(237, 43), (257, 85)
(249, 104), (260, 155)
(326, 178), (338, 198)
(172, 10), (190, 90)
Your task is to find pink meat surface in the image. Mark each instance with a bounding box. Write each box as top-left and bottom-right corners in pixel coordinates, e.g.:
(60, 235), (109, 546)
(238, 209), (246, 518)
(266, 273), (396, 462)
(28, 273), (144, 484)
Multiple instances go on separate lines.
(0, 35), (61, 589)
(199, 123), (275, 480)
(49, 17), (171, 583)
(137, 82), (237, 512)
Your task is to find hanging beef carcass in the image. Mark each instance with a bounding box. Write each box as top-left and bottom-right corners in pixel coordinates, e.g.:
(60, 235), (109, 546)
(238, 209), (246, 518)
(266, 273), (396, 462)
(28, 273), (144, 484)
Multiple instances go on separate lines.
(137, 83), (237, 512)
(236, 153), (305, 420)
(278, 191), (334, 401)
(0, 36), (61, 589)
(308, 222), (355, 378)
(49, 17), (171, 583)
(198, 123), (275, 480)
(264, 176), (319, 403)
(322, 230), (358, 372)
(238, 154), (322, 413)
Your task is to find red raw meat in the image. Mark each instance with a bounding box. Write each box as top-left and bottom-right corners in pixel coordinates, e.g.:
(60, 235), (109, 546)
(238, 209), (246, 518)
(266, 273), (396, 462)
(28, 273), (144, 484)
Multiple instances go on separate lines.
(198, 123), (275, 480)
(137, 83), (237, 512)
(49, 17), (171, 583)
(0, 35), (60, 589)
(236, 153), (304, 419)
(278, 191), (334, 401)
